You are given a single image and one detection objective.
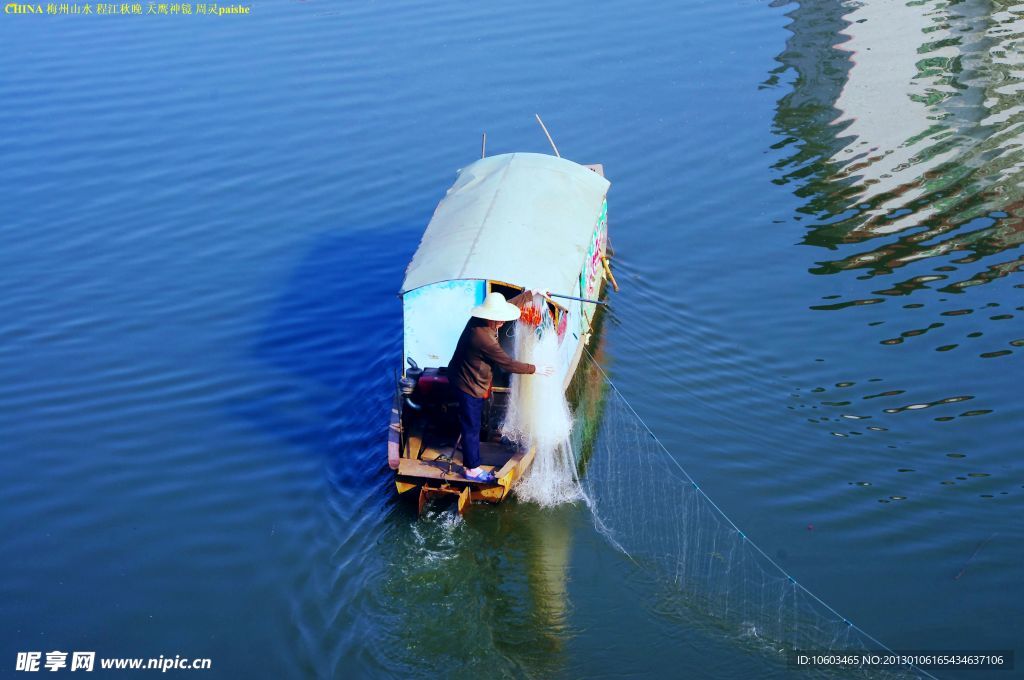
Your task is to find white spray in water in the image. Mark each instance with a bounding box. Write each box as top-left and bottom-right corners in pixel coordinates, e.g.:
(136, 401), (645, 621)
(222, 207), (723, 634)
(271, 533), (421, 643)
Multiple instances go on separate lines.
(502, 296), (582, 506)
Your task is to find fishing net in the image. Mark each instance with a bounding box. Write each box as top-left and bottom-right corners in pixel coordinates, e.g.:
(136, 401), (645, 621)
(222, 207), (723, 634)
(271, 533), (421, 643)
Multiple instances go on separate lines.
(502, 295), (582, 506)
(565, 349), (932, 679)
(495, 294), (929, 676)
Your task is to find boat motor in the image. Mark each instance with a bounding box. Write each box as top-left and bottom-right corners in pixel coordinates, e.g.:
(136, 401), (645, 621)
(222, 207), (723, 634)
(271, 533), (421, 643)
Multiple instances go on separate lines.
(405, 357), (424, 382)
(402, 358), (424, 410)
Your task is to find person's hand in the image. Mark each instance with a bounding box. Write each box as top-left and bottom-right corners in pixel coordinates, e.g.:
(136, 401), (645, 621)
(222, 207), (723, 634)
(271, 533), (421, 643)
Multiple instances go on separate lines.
(536, 364), (555, 377)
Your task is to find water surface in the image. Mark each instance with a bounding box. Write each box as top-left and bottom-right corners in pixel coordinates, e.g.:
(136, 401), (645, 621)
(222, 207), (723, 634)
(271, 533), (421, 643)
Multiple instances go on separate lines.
(1, 0), (1021, 677)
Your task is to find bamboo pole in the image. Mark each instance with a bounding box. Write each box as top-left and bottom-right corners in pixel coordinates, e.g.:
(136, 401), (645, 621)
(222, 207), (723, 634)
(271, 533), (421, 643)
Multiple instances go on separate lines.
(601, 256), (620, 292)
(534, 114), (560, 158)
(546, 292), (606, 306)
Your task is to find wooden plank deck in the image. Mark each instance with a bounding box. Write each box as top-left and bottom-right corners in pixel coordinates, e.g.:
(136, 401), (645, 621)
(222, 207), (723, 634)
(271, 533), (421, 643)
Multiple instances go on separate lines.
(398, 438), (524, 484)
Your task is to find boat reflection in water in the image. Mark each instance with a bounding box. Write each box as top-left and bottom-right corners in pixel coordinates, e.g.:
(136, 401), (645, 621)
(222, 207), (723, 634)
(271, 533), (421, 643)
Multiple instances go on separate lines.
(373, 315), (613, 678)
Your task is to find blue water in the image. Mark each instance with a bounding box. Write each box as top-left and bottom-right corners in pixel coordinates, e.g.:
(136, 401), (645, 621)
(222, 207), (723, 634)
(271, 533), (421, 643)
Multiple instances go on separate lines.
(1, 0), (1021, 677)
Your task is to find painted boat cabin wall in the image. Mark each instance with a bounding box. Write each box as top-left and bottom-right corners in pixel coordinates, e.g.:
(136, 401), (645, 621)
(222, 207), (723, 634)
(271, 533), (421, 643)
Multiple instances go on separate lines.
(581, 199), (609, 330)
(402, 280), (485, 373)
(552, 197), (609, 385)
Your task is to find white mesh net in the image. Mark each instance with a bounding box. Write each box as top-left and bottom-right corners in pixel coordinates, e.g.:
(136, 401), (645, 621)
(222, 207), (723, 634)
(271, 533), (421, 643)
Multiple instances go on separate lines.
(502, 296), (582, 506)
(567, 349), (931, 679)
(479, 289), (932, 676)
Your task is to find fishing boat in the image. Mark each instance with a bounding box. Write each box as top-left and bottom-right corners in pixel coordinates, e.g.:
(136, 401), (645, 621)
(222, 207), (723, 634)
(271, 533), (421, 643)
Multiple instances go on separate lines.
(389, 151), (613, 513)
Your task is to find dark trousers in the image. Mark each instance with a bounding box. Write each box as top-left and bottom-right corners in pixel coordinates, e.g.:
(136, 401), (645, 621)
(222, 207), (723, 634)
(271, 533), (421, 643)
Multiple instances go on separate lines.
(455, 389), (484, 469)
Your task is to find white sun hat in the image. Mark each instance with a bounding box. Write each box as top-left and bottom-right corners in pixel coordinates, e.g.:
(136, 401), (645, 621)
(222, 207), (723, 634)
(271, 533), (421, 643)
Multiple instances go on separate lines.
(470, 292), (522, 322)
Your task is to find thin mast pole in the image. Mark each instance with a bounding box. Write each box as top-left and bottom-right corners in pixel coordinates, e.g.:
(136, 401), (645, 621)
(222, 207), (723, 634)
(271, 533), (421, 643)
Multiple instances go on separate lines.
(534, 114), (560, 158)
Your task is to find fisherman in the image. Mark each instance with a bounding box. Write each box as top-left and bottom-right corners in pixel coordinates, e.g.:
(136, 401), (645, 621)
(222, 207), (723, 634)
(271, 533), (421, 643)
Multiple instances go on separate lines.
(448, 290), (554, 482)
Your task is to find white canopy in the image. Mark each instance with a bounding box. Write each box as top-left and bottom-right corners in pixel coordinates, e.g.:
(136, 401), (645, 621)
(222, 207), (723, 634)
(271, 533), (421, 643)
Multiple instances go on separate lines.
(400, 152), (610, 295)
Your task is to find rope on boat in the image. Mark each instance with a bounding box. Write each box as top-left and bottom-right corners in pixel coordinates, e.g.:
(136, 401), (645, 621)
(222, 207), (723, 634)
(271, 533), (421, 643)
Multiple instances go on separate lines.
(581, 345), (937, 680)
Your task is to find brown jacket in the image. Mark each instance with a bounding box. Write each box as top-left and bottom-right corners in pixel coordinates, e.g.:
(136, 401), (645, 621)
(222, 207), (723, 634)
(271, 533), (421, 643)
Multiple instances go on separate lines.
(448, 319), (535, 398)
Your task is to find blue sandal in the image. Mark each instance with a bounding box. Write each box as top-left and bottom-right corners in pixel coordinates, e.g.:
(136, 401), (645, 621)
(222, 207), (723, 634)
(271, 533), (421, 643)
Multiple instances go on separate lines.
(465, 468), (496, 483)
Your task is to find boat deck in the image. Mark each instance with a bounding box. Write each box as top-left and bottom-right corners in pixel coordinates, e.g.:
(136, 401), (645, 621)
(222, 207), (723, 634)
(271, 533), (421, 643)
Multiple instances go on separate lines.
(397, 436), (529, 484)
